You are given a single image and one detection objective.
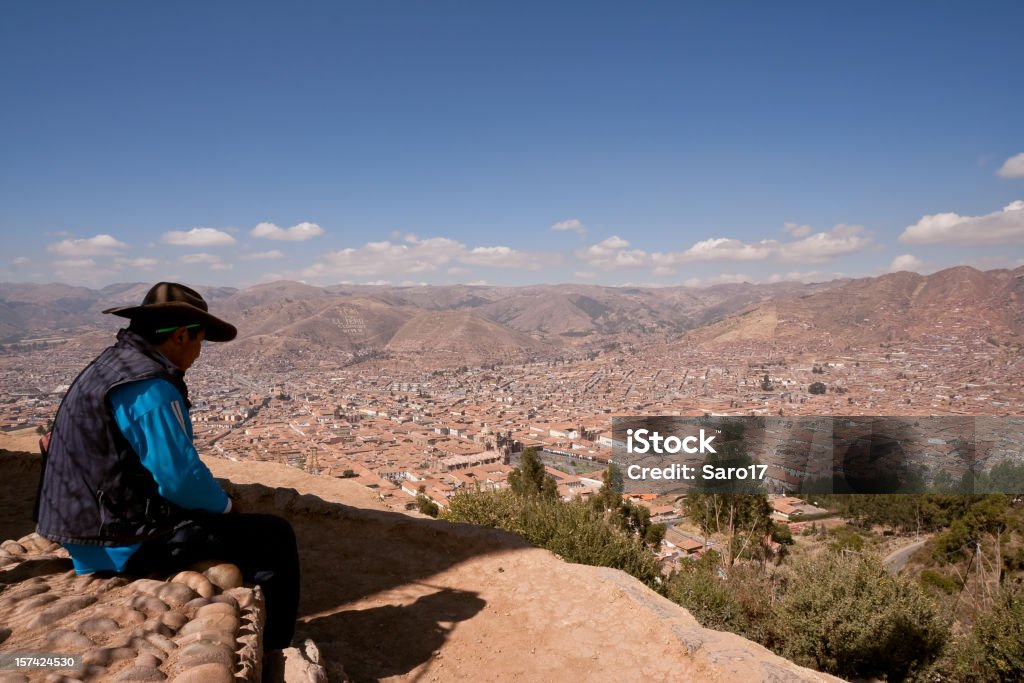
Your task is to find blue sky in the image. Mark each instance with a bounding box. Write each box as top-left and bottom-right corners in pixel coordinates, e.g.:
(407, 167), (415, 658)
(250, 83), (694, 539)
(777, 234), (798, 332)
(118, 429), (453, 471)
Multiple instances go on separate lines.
(2, 1), (1022, 289)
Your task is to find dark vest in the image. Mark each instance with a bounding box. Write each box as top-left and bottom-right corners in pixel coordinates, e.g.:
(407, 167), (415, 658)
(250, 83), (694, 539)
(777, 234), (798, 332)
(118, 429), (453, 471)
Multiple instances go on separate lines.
(35, 329), (190, 545)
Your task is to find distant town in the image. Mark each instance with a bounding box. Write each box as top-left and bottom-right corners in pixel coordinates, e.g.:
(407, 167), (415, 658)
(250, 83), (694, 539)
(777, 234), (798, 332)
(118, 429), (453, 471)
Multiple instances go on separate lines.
(3, 323), (1020, 523)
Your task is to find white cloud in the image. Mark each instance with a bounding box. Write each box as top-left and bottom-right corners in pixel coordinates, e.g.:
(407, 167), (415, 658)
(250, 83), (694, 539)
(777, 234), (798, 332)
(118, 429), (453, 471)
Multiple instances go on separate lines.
(573, 271), (596, 279)
(997, 153), (1024, 178)
(462, 246), (542, 270)
(576, 235), (649, 270)
(682, 277), (702, 288)
(114, 257), (159, 270)
(766, 270), (843, 283)
(674, 238), (778, 262)
(240, 250), (285, 261)
(162, 227), (236, 247)
(12, 256), (30, 266)
(900, 200), (1024, 245)
(250, 221), (324, 241)
(179, 253), (221, 265)
(889, 254), (923, 272)
(551, 218), (586, 234)
(783, 222), (813, 238)
(178, 253), (233, 271)
(47, 234), (129, 256)
(466, 280), (489, 286)
(652, 225), (870, 266)
(303, 236), (551, 280)
(52, 258), (97, 269)
(778, 224), (871, 263)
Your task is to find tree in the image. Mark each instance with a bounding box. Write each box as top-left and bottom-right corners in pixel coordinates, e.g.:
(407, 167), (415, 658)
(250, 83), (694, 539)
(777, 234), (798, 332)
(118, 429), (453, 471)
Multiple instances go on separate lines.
(416, 485), (439, 518)
(644, 522), (666, 547)
(684, 421), (773, 570)
(591, 464), (624, 512)
(778, 553), (947, 680)
(508, 447), (557, 500)
(949, 586), (1024, 681)
(809, 381), (827, 395)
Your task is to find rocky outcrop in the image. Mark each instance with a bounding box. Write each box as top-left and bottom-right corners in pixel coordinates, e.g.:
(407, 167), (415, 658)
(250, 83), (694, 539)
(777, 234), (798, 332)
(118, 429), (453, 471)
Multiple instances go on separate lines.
(0, 533), (263, 683)
(2, 452), (841, 682)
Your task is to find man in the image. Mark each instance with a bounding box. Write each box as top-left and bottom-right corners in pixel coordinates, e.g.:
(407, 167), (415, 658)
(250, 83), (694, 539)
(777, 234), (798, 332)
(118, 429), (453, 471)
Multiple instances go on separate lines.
(35, 282), (299, 650)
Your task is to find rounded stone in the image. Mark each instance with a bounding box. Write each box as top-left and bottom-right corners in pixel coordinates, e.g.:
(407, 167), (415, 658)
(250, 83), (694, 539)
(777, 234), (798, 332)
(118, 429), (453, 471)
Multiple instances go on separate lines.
(135, 618), (174, 639)
(177, 614), (239, 638)
(135, 653), (162, 668)
(0, 672), (30, 683)
(6, 583), (50, 602)
(15, 592), (60, 613)
(78, 616), (120, 637)
(42, 675), (82, 683)
(114, 667), (166, 682)
(209, 594), (238, 610)
(183, 597), (209, 611)
(176, 640), (235, 668)
(196, 602), (237, 619)
(170, 663), (233, 683)
(82, 646), (135, 667)
(145, 632), (178, 654)
(175, 630), (236, 648)
(133, 579), (167, 596)
(0, 540), (27, 554)
(29, 595), (98, 628)
(155, 584), (198, 609)
(130, 638), (168, 660)
(203, 564), (242, 591)
(223, 588), (255, 610)
(130, 595), (170, 615)
(170, 571), (215, 599)
(45, 629), (93, 649)
(106, 607), (147, 626)
(159, 611), (189, 631)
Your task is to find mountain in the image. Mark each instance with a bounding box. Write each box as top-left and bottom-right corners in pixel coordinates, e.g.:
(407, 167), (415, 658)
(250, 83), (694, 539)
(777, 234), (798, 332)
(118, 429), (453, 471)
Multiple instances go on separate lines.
(386, 310), (550, 365)
(686, 266), (1024, 349)
(0, 282), (238, 342)
(4, 269), (1016, 360)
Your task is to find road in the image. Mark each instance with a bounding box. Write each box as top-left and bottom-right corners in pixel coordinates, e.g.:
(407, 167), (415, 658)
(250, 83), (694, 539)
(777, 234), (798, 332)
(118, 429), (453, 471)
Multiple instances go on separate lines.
(883, 538), (928, 574)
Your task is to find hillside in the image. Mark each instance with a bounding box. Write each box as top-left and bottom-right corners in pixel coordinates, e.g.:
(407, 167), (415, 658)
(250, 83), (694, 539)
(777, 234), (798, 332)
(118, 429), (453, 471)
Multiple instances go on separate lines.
(0, 452), (840, 682)
(386, 310), (551, 365)
(686, 266), (1024, 349)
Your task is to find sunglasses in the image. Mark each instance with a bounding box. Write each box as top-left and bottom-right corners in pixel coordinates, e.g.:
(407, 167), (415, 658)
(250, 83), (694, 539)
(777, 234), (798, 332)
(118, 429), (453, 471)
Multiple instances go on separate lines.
(154, 323), (203, 334)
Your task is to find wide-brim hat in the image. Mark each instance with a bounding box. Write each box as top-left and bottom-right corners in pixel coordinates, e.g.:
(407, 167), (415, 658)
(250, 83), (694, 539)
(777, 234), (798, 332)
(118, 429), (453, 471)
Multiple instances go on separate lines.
(103, 282), (237, 342)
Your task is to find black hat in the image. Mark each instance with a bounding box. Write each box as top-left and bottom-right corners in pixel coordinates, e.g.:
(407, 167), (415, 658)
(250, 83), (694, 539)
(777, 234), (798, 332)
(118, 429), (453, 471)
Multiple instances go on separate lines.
(103, 282), (237, 342)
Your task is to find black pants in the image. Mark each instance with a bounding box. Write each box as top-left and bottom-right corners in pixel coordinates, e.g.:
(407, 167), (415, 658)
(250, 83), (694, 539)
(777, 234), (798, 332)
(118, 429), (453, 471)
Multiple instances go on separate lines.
(125, 512), (299, 650)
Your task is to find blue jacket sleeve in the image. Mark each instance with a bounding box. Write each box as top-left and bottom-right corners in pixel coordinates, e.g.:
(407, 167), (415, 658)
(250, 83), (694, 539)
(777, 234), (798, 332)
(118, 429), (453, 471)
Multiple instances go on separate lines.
(109, 378), (230, 514)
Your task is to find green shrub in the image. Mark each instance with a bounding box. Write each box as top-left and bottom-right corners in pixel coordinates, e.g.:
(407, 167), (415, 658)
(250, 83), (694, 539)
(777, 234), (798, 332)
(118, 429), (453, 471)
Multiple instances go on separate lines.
(664, 552), (742, 632)
(947, 586), (1024, 682)
(919, 568), (961, 595)
(442, 489), (660, 587)
(664, 556), (778, 648)
(777, 553), (947, 680)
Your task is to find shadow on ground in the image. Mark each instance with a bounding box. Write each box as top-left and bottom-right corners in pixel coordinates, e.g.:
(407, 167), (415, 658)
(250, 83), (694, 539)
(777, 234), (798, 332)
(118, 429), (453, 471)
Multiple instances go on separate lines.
(304, 587), (486, 682)
(1, 453), (530, 681)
